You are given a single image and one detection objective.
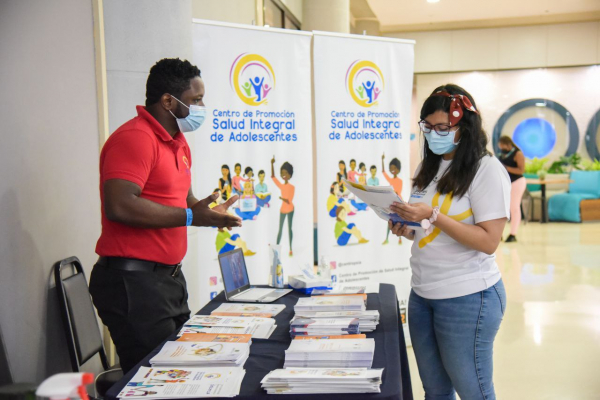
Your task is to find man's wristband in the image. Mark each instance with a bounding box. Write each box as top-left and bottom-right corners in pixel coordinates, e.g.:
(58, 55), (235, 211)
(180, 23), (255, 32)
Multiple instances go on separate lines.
(185, 208), (193, 226)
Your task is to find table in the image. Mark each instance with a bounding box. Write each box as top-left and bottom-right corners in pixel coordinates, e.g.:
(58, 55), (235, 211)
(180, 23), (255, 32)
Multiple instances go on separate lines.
(106, 283), (413, 400)
(525, 178), (573, 223)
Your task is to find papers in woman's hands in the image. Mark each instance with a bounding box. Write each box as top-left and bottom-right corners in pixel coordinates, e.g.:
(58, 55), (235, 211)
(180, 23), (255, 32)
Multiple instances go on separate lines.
(342, 179), (422, 229)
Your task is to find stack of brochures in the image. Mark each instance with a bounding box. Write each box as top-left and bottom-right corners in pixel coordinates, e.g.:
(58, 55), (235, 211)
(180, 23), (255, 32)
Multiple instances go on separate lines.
(177, 333), (253, 344)
(311, 285), (366, 295)
(149, 341), (250, 367)
(295, 310), (380, 332)
(210, 303), (285, 318)
(117, 366), (245, 398)
(289, 317), (360, 338)
(178, 315), (276, 339)
(294, 295), (366, 312)
(261, 368), (384, 395)
(284, 338), (375, 368)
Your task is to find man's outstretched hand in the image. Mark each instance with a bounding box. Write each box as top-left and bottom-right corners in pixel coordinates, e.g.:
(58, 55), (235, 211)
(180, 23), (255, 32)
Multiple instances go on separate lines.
(191, 193), (242, 229)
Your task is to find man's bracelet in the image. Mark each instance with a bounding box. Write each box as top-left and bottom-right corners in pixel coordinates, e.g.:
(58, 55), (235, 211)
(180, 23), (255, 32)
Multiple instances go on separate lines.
(185, 208), (193, 226)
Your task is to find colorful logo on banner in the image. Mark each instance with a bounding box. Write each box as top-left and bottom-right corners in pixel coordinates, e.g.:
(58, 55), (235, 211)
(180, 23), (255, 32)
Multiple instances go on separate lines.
(345, 60), (385, 108)
(230, 53), (276, 106)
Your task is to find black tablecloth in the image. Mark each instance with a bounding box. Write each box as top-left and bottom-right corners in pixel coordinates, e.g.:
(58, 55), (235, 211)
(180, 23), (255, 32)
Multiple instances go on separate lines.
(106, 283), (413, 400)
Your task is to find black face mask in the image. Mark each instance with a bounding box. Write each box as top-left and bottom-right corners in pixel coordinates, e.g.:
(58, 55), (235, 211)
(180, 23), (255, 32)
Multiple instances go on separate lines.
(500, 149), (510, 155)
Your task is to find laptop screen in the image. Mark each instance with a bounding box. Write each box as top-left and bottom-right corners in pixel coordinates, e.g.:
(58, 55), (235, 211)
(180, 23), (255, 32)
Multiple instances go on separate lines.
(218, 248), (251, 297)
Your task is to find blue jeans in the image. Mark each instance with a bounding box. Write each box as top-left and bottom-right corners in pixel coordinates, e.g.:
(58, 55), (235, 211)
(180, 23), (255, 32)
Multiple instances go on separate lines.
(409, 279), (506, 400)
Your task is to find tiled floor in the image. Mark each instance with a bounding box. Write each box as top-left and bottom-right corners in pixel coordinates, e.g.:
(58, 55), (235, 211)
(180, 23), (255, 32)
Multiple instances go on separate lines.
(407, 222), (600, 400)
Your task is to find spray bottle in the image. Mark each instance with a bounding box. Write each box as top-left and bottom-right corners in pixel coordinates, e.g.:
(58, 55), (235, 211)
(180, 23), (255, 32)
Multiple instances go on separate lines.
(35, 373), (94, 400)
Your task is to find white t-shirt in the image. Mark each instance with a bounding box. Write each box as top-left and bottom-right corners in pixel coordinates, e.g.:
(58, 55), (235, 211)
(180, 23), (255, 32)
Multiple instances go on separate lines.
(409, 155), (511, 299)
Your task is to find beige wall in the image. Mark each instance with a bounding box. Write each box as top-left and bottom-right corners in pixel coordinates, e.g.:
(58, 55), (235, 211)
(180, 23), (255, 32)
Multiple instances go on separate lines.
(192, 0), (257, 25)
(386, 21), (600, 73)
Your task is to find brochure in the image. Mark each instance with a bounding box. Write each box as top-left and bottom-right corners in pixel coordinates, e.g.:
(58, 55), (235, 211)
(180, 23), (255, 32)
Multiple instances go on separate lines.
(343, 179), (421, 228)
(117, 366), (245, 398)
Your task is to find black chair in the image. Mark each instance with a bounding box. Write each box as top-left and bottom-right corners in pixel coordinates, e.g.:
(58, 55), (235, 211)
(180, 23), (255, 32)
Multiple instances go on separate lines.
(54, 256), (122, 399)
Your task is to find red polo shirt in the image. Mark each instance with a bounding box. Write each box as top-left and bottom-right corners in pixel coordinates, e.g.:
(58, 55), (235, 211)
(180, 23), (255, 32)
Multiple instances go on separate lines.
(95, 106), (192, 264)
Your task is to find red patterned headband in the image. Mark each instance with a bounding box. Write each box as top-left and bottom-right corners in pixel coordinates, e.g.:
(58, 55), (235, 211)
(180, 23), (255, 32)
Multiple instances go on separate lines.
(431, 91), (478, 126)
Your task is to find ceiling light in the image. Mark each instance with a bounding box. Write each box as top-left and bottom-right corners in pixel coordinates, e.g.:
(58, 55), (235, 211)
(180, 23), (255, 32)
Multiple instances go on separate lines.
(427, 0), (440, 3)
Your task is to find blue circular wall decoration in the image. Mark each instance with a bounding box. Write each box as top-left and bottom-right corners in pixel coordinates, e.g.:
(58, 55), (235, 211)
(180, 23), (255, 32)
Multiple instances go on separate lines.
(512, 118), (557, 158)
(585, 108), (600, 160)
(492, 98), (579, 157)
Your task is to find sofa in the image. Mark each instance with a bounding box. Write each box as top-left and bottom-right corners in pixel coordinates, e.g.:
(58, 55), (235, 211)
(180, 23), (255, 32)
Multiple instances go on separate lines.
(548, 171), (600, 222)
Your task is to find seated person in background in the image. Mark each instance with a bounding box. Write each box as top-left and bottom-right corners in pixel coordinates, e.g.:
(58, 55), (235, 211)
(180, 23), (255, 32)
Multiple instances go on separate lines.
(347, 159), (359, 183)
(255, 169), (271, 208)
(367, 165), (379, 186)
(235, 180), (261, 220)
(357, 162), (367, 184)
(215, 226), (255, 256)
(334, 207), (368, 246)
(327, 181), (353, 217)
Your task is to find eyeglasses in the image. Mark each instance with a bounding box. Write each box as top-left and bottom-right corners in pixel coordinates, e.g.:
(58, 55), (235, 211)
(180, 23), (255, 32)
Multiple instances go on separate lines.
(418, 120), (458, 136)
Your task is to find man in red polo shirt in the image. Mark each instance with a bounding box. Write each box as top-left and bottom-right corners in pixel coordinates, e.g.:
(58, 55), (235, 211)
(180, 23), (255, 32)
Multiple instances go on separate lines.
(89, 58), (242, 373)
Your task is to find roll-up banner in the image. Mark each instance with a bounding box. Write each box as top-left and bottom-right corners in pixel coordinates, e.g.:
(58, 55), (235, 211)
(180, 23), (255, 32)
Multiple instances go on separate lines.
(185, 20), (313, 310)
(313, 31), (415, 341)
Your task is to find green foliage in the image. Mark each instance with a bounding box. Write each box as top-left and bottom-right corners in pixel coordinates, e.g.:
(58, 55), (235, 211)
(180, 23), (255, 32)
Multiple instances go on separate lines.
(582, 159), (600, 171)
(524, 157), (548, 174)
(546, 153), (583, 174)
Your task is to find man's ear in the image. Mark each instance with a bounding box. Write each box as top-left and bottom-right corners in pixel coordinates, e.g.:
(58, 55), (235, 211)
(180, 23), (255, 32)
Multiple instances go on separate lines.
(161, 93), (175, 111)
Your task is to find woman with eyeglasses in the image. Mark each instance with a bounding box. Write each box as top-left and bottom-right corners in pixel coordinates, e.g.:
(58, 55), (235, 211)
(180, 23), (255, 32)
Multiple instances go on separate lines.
(389, 84), (511, 400)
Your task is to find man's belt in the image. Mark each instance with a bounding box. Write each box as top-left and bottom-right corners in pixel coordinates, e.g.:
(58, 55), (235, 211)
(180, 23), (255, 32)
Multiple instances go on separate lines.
(97, 256), (182, 277)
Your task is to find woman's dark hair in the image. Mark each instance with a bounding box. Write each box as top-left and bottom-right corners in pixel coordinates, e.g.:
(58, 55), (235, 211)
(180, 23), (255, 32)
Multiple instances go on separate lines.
(244, 166), (253, 176)
(498, 135), (521, 152)
(414, 84), (490, 198)
(335, 205), (345, 220)
(221, 164), (232, 186)
(359, 162), (365, 170)
(145, 58), (201, 106)
(338, 160), (347, 179)
(389, 158), (401, 171)
(330, 181), (339, 194)
(281, 162), (294, 178)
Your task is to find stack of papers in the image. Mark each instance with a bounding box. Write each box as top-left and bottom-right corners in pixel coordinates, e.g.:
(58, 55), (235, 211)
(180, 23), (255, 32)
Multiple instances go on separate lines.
(284, 338), (375, 368)
(294, 296), (366, 312)
(289, 317), (359, 338)
(178, 315), (276, 339)
(210, 303), (285, 318)
(177, 333), (252, 343)
(295, 310), (380, 332)
(117, 366), (245, 398)
(261, 368), (383, 395)
(294, 334), (366, 340)
(149, 341), (250, 367)
(311, 286), (366, 295)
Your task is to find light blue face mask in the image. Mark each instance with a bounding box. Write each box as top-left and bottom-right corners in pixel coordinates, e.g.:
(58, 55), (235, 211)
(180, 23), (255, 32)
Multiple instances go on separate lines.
(169, 95), (206, 132)
(424, 129), (460, 155)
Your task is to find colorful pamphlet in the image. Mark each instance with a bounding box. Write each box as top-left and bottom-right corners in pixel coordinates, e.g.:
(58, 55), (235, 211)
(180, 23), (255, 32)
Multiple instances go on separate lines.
(177, 333), (252, 343)
(117, 366), (245, 398)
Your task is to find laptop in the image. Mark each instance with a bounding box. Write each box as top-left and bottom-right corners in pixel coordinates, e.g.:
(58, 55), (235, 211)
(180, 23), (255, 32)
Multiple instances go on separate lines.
(218, 248), (292, 303)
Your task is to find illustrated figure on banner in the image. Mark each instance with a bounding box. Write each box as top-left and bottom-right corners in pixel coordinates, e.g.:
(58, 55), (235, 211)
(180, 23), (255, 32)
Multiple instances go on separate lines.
(218, 164), (233, 200)
(382, 153), (403, 245)
(334, 207), (369, 246)
(327, 181), (352, 218)
(271, 156), (295, 256)
(250, 76), (265, 101)
(232, 163), (248, 196)
(235, 166), (261, 221)
(255, 169), (272, 208)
